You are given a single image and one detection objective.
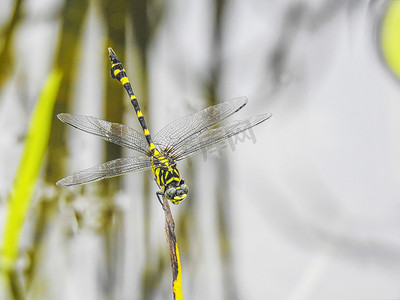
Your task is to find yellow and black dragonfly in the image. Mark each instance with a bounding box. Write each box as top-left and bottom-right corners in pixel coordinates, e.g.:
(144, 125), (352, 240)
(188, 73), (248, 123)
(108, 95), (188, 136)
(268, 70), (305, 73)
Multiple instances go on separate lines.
(56, 48), (272, 204)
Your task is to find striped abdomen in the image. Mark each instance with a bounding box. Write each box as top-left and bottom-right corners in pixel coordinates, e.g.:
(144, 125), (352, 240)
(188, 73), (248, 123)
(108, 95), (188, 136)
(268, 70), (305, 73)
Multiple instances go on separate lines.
(108, 48), (158, 156)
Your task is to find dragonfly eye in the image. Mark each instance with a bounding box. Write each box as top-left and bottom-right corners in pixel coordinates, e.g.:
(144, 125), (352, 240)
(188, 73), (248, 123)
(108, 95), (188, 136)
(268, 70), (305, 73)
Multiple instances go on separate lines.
(165, 187), (176, 199)
(180, 184), (189, 194)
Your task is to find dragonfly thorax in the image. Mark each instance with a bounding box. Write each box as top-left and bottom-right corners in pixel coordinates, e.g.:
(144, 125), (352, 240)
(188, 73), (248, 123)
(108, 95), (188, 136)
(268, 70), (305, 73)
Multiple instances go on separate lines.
(151, 154), (188, 204)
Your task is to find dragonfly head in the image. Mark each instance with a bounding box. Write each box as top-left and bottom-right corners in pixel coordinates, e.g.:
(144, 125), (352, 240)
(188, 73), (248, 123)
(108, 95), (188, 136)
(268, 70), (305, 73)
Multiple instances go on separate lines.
(165, 180), (189, 204)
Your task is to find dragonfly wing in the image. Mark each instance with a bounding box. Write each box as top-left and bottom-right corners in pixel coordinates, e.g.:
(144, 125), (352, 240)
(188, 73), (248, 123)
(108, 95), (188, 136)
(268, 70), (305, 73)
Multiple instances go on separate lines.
(154, 97), (248, 151)
(171, 113), (272, 161)
(56, 156), (151, 186)
(58, 113), (149, 155)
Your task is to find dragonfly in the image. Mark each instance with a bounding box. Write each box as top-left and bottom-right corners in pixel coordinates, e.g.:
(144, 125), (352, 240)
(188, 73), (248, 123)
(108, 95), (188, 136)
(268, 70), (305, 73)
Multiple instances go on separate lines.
(56, 48), (272, 204)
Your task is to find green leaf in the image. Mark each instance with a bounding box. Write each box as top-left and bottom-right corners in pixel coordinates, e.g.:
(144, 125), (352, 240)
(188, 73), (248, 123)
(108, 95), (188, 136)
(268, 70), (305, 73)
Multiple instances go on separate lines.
(1, 69), (63, 272)
(381, 1), (400, 79)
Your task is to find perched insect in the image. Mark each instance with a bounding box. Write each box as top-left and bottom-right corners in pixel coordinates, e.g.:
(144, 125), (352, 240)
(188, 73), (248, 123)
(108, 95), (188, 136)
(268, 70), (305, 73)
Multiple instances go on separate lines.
(56, 48), (272, 204)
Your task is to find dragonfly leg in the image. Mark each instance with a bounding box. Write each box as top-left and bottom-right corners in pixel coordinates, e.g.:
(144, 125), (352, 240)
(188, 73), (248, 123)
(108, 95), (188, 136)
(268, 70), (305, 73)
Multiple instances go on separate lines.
(156, 191), (166, 210)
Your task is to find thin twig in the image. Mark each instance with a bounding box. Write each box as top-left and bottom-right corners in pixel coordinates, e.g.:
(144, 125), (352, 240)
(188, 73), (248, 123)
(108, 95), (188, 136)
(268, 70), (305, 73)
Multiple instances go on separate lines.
(161, 195), (183, 300)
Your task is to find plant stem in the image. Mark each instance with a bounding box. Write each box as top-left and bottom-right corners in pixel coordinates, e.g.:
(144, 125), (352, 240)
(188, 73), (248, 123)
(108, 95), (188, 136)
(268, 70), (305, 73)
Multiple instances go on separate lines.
(161, 196), (182, 300)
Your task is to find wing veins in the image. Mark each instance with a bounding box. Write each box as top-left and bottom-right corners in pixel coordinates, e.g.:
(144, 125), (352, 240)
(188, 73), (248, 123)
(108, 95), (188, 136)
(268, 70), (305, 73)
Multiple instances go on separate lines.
(154, 97), (248, 151)
(171, 113), (272, 161)
(56, 156), (151, 186)
(58, 113), (149, 155)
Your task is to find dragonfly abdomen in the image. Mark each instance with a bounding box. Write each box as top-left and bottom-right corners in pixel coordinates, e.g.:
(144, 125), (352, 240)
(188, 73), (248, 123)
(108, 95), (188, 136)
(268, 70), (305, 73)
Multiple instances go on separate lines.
(108, 48), (158, 155)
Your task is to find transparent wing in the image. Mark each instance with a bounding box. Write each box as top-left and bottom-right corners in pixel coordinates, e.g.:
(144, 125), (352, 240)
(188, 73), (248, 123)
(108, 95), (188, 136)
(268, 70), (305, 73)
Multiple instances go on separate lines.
(154, 97), (248, 151)
(58, 113), (149, 155)
(170, 113), (272, 161)
(56, 156), (151, 186)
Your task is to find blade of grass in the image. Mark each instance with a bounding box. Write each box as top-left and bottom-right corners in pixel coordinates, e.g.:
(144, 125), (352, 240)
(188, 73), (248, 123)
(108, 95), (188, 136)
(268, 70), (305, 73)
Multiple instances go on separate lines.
(381, 1), (400, 79)
(0, 69), (63, 291)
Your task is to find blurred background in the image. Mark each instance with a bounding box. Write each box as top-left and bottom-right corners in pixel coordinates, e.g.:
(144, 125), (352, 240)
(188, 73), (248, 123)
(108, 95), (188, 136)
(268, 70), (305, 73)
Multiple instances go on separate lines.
(0, 0), (400, 299)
